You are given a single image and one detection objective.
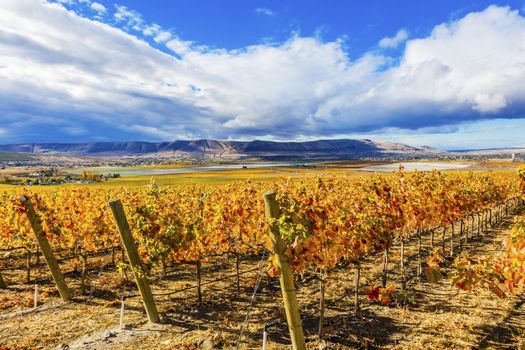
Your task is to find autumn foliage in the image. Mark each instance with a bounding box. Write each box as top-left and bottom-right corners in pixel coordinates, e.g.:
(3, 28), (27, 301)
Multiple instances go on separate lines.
(0, 169), (520, 284)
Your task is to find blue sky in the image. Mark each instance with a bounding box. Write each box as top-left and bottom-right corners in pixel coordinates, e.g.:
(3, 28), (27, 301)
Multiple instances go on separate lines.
(1, 0), (525, 149)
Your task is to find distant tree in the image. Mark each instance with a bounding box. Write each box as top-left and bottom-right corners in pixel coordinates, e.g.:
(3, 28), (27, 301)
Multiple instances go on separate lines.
(80, 170), (103, 181)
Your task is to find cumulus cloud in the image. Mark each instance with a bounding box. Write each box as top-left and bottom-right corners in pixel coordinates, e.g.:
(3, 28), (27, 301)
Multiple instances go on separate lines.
(379, 29), (409, 48)
(142, 24), (161, 36)
(90, 2), (106, 15)
(255, 8), (275, 16)
(0, 1), (524, 143)
(114, 5), (143, 30)
(154, 31), (172, 43)
(166, 38), (193, 55)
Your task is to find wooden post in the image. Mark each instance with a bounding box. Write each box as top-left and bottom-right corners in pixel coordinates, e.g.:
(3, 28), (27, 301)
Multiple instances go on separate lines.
(459, 219), (462, 250)
(35, 244), (40, 265)
(26, 248), (32, 283)
(318, 272), (325, 339)
(195, 260), (202, 306)
(441, 227), (446, 254)
(0, 271), (7, 289)
(235, 253), (241, 297)
(449, 222), (454, 256)
(108, 199), (160, 324)
(417, 232), (422, 276)
(476, 213), (481, 237)
(263, 191), (306, 350)
(382, 247), (389, 288)
(80, 253), (88, 295)
(400, 239), (406, 291)
(20, 197), (71, 301)
(354, 263), (361, 316)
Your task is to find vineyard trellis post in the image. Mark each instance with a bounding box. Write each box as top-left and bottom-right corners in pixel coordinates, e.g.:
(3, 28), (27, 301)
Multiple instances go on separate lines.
(263, 191), (306, 350)
(486, 209), (490, 229)
(354, 263), (361, 316)
(459, 219), (462, 250)
(318, 271), (325, 339)
(417, 231), (422, 276)
(400, 239), (406, 291)
(382, 247), (389, 288)
(26, 248), (31, 283)
(476, 212), (481, 237)
(441, 227), (446, 254)
(195, 260), (203, 306)
(108, 199), (160, 324)
(235, 252), (241, 296)
(449, 222), (454, 256)
(470, 215), (474, 239)
(20, 197), (71, 302)
(35, 244), (40, 265)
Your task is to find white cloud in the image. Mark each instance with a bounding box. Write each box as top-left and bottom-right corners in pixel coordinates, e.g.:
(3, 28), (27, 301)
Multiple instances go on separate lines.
(473, 93), (507, 112)
(114, 5), (143, 29)
(0, 1), (524, 144)
(142, 24), (161, 36)
(379, 29), (409, 48)
(154, 31), (172, 43)
(255, 8), (275, 16)
(90, 2), (106, 15)
(166, 38), (193, 55)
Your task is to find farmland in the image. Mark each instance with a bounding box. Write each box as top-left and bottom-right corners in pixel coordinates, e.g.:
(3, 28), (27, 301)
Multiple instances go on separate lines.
(0, 165), (524, 349)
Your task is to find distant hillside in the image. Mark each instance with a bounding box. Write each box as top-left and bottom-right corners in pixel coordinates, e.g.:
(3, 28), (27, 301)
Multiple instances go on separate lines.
(0, 139), (444, 160)
(0, 152), (34, 161)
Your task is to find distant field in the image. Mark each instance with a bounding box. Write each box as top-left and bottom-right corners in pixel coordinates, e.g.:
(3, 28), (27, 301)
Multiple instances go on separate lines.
(0, 159), (522, 189)
(76, 166), (366, 187)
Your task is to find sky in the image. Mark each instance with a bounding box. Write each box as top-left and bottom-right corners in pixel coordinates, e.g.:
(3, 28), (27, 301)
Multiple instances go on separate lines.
(1, 1), (525, 149)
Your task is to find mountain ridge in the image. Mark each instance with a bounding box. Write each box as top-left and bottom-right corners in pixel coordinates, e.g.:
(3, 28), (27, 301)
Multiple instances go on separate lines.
(0, 139), (444, 160)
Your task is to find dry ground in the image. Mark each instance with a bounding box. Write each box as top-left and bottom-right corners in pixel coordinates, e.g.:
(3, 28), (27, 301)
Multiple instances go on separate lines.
(1, 206), (524, 350)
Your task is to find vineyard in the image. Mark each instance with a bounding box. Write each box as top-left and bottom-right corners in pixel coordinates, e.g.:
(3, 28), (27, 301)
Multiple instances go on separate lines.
(1, 167), (525, 349)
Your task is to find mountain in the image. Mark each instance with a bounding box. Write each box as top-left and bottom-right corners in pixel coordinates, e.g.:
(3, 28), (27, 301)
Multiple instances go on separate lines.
(0, 139), (443, 160)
